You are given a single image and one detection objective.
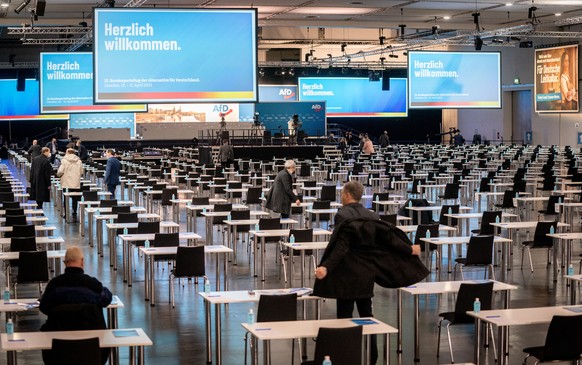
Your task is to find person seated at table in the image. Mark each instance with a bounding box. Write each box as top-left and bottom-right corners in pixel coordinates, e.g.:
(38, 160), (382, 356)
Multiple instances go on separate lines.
(39, 246), (112, 365)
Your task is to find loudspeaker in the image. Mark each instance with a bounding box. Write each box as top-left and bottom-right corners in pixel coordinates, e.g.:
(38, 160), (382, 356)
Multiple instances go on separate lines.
(35, 0), (46, 16)
(382, 71), (390, 90)
(16, 72), (25, 92)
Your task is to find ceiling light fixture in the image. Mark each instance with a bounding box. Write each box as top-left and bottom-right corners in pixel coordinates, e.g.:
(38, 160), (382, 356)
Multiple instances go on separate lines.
(443, 16), (450, 20)
(14, 0), (30, 14)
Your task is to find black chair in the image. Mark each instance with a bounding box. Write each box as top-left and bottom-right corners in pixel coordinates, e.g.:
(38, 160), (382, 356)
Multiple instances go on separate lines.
(302, 326), (363, 365)
(231, 210), (251, 257)
(0, 192), (15, 203)
(111, 205), (130, 214)
(407, 178), (425, 197)
(522, 315), (582, 364)
(99, 199), (118, 208)
(6, 224), (35, 238)
(82, 190), (99, 202)
(131, 221), (161, 248)
(160, 187), (178, 218)
(438, 204), (459, 227)
(477, 177), (491, 193)
(438, 183), (460, 203)
(1, 201), (20, 209)
(169, 246), (205, 307)
(244, 293), (299, 365)
(537, 176), (556, 193)
(310, 200), (331, 228)
(538, 195), (564, 219)
(414, 223), (440, 270)
(4, 208), (24, 217)
(212, 203), (232, 243)
(494, 190), (517, 212)
(521, 221), (558, 272)
(437, 282), (495, 364)
(512, 179), (527, 193)
(320, 185), (336, 202)
(372, 193), (390, 213)
(14, 250), (49, 298)
(244, 187), (263, 207)
(453, 235), (495, 280)
(49, 337), (102, 365)
(280, 228), (314, 283)
(152, 232), (179, 263)
(471, 211), (501, 236)
(379, 214), (397, 225)
(4, 215), (27, 227)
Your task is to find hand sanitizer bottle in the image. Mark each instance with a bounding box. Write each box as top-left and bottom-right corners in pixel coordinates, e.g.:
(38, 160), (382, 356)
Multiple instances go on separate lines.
(425, 229), (431, 239)
(227, 213), (231, 221)
(247, 308), (255, 324)
(568, 264), (575, 276)
(144, 239), (150, 248)
(6, 318), (14, 339)
(3, 287), (9, 302)
(123, 227), (128, 235)
(473, 298), (481, 313)
(550, 225), (555, 234)
(408, 200), (412, 208)
(204, 277), (211, 294)
(322, 356), (332, 365)
(255, 223), (260, 231)
(289, 234), (295, 244)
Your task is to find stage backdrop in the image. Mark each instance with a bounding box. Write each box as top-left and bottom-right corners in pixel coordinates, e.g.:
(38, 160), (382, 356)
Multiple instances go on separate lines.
(255, 101), (326, 136)
(69, 113), (136, 137)
(535, 44), (579, 113)
(135, 103), (254, 123)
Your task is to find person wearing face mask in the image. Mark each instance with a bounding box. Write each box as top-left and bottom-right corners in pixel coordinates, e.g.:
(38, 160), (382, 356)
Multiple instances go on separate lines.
(29, 147), (53, 209)
(265, 159), (301, 218)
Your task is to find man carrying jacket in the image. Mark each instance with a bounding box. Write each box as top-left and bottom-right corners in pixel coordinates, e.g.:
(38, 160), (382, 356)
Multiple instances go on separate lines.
(57, 148), (84, 219)
(314, 181), (424, 364)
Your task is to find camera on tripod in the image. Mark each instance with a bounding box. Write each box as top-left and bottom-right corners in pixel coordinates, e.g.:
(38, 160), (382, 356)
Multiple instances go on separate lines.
(253, 112), (261, 127)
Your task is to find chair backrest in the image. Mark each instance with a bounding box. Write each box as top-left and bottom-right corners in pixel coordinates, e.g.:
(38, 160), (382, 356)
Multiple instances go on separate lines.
(532, 221), (558, 247)
(379, 214), (397, 225)
(245, 187), (262, 204)
(372, 192), (390, 212)
(10, 236), (37, 252)
(50, 337), (102, 365)
(10, 224), (36, 238)
(410, 178), (425, 193)
(17, 250), (49, 283)
(501, 190), (517, 208)
(512, 180), (527, 193)
(111, 205), (130, 214)
(545, 195), (564, 215)
(414, 223), (439, 249)
(259, 218), (280, 230)
(137, 221), (160, 234)
(174, 246), (205, 277)
(289, 228), (313, 242)
(4, 208), (24, 217)
(442, 183), (460, 199)
(312, 326), (363, 365)
(153, 232), (179, 247)
(0, 192), (15, 203)
(161, 188), (178, 206)
(541, 315), (582, 361)
(1, 201), (20, 209)
(478, 177), (490, 192)
(212, 203), (232, 224)
(303, 180), (317, 188)
(320, 185), (336, 202)
(82, 191), (99, 202)
(311, 200), (331, 221)
(99, 199), (118, 208)
(116, 212), (138, 224)
(479, 211), (502, 235)
(464, 235), (494, 265)
(5, 215), (27, 227)
(453, 282), (494, 323)
(191, 197), (210, 205)
(257, 293), (298, 322)
(439, 204), (459, 226)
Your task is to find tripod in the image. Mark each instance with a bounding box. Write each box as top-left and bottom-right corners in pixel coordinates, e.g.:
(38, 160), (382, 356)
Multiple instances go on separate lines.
(248, 124), (263, 145)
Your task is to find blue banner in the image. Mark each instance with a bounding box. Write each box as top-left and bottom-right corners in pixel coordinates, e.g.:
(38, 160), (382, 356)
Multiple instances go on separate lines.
(40, 52), (146, 114)
(255, 101), (326, 136)
(69, 113), (136, 136)
(93, 9), (258, 103)
(298, 77), (407, 117)
(0, 79), (68, 120)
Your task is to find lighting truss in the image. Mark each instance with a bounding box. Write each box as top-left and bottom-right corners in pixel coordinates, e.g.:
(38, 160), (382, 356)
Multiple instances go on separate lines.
(7, 26), (90, 34)
(555, 16), (582, 27)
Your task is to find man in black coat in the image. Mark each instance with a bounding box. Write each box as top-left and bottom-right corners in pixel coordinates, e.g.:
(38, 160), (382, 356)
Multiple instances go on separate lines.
(45, 137), (58, 164)
(27, 139), (42, 162)
(76, 139), (89, 162)
(264, 159), (300, 218)
(39, 246), (112, 364)
(29, 147), (53, 209)
(314, 181), (423, 365)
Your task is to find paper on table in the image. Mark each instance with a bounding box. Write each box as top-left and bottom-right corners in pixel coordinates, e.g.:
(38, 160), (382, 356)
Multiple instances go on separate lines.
(351, 318), (378, 325)
(113, 329), (139, 338)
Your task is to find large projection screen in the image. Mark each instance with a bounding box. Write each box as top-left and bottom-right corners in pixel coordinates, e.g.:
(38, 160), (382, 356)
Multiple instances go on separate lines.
(408, 51), (501, 109)
(535, 44), (579, 113)
(93, 8), (258, 104)
(40, 52), (147, 114)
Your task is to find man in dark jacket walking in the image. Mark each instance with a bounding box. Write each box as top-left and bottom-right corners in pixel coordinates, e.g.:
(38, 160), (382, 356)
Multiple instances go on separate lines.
(314, 181), (423, 364)
(27, 139), (42, 162)
(264, 159), (300, 218)
(104, 149), (121, 198)
(29, 147), (53, 209)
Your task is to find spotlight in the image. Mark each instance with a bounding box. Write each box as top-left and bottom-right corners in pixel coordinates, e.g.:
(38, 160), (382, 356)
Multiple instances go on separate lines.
(528, 6), (537, 19)
(379, 57), (385, 65)
(258, 68), (264, 77)
(14, 0), (30, 14)
(379, 36), (385, 45)
(472, 12), (480, 25)
(398, 24), (406, 37)
(288, 68), (295, 77)
(341, 43), (347, 53)
(106, 0), (115, 7)
(79, 21), (88, 27)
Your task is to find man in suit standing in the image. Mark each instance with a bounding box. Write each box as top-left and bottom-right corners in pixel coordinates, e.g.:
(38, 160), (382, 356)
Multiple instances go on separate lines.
(218, 139), (234, 168)
(29, 147), (53, 209)
(104, 149), (120, 198)
(76, 139), (89, 162)
(265, 159), (301, 218)
(27, 139), (42, 162)
(46, 138), (58, 164)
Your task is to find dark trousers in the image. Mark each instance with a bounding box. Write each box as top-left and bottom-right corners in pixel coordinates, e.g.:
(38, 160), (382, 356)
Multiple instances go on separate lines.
(337, 298), (378, 365)
(36, 201), (44, 210)
(107, 184), (117, 198)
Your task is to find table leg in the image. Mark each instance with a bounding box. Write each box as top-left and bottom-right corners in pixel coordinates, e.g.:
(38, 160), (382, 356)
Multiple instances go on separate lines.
(138, 346), (144, 365)
(397, 290), (402, 353)
(261, 237), (266, 281)
(144, 253), (150, 301)
(149, 255), (156, 306)
(186, 208), (192, 232)
(7, 350), (16, 365)
(474, 317), (481, 364)
(251, 336), (258, 365)
(88, 211), (94, 247)
(108, 307), (119, 365)
(232, 226), (238, 265)
(215, 302), (222, 365)
(109, 228), (117, 269)
(97, 220), (104, 256)
(414, 295), (420, 362)
(571, 278), (577, 305)
(80, 205), (86, 236)
(205, 301), (212, 364)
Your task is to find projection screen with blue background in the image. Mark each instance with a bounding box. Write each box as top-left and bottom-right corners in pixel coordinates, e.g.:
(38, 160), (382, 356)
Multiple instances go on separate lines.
(298, 77), (407, 117)
(93, 9), (257, 103)
(40, 52), (146, 114)
(408, 51), (501, 109)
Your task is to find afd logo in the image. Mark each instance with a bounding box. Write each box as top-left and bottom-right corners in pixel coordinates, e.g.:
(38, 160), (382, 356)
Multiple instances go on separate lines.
(278, 88), (296, 99)
(212, 104), (231, 113)
(311, 104), (323, 112)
